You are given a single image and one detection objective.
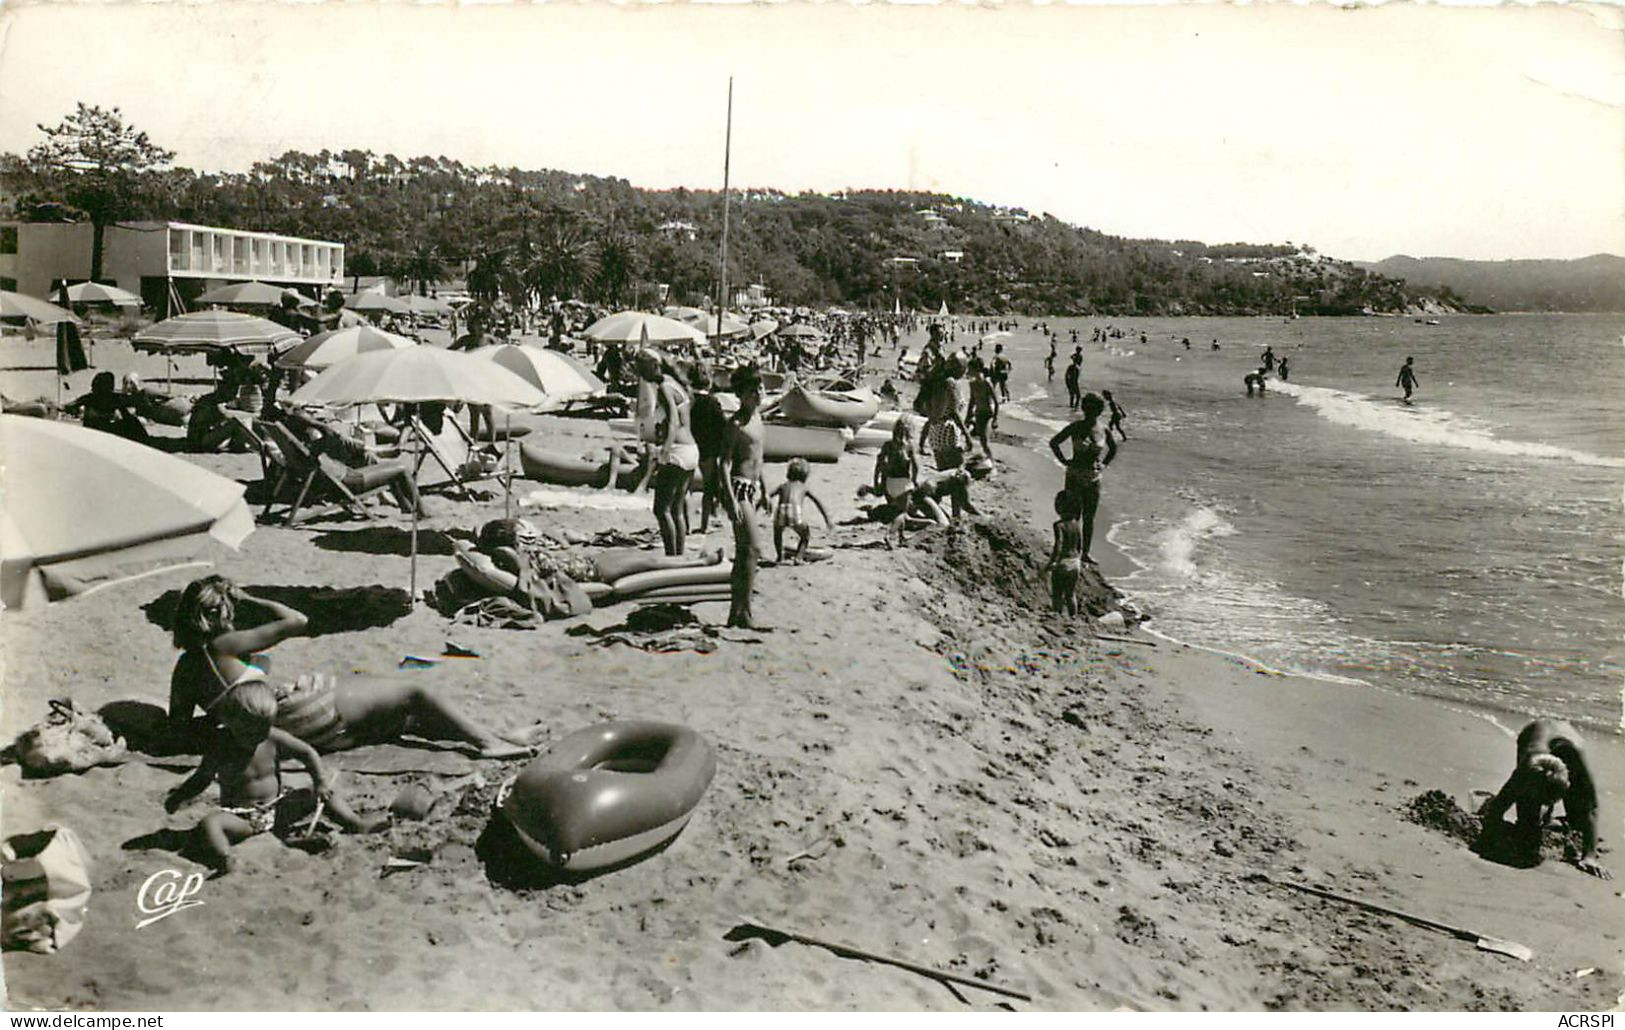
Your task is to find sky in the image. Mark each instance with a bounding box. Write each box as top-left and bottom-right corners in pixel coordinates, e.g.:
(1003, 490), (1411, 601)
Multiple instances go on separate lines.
(0, 2), (1621, 262)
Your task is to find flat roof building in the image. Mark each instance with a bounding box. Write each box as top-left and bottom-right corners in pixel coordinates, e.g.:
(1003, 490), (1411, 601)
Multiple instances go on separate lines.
(0, 220), (344, 315)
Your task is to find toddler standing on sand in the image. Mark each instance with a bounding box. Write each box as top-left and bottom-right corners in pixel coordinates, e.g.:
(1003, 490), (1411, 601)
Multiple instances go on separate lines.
(165, 683), (386, 875)
(769, 458), (833, 564)
(1042, 490), (1085, 616)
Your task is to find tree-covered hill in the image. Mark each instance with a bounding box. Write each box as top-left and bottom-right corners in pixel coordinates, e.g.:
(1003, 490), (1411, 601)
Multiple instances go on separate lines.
(3, 118), (1453, 316)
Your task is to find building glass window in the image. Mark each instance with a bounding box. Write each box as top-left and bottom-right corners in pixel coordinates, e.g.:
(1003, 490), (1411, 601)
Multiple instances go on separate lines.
(0, 277), (16, 292)
(0, 226), (16, 255)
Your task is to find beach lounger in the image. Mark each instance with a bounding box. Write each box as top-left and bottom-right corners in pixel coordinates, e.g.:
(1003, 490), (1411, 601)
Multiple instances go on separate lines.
(258, 420), (386, 526)
(404, 416), (509, 499)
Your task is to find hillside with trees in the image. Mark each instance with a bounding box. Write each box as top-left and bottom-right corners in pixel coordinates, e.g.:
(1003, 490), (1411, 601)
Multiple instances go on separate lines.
(3, 106), (1458, 316)
(1357, 255), (1625, 313)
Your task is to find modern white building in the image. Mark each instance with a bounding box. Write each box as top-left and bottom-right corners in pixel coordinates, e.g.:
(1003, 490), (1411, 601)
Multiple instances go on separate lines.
(0, 220), (344, 314)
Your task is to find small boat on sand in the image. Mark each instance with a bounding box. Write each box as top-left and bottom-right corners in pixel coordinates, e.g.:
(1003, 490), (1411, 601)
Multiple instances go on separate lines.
(776, 378), (882, 429)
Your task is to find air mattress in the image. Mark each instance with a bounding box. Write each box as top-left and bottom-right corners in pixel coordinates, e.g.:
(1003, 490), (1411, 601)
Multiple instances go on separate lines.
(611, 563), (734, 598)
(519, 444), (640, 489)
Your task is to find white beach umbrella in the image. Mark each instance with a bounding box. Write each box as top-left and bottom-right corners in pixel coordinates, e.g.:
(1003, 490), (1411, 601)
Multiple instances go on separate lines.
(275, 325), (418, 370)
(289, 347), (548, 603)
(0, 415), (254, 608)
(404, 295), (452, 316)
(583, 311), (705, 348)
(345, 292), (411, 316)
(0, 291), (80, 326)
(288, 346), (546, 410)
(63, 282), (141, 307)
(195, 281), (290, 307)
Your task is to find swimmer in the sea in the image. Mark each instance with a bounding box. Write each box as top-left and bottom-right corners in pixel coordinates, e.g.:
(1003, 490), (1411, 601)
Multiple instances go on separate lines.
(1396, 355), (1419, 402)
(769, 457), (833, 564)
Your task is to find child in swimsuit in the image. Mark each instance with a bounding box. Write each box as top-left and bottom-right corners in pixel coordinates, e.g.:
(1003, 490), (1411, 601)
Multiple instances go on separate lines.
(164, 682), (386, 875)
(1043, 490), (1085, 616)
(769, 458), (833, 564)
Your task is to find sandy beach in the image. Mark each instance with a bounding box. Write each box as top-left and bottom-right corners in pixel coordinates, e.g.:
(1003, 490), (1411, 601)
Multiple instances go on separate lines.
(2, 335), (1620, 1011)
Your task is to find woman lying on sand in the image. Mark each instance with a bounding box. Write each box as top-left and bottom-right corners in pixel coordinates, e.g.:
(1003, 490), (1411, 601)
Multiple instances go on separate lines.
(450, 518), (723, 614)
(167, 575), (533, 759)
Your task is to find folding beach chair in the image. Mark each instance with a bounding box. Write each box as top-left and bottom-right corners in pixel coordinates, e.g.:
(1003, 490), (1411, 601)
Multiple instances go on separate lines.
(258, 420), (384, 527)
(403, 416), (507, 500)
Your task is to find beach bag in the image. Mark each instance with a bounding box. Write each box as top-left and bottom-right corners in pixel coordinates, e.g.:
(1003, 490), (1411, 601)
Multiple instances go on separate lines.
(13, 700), (127, 776)
(1, 826), (93, 954)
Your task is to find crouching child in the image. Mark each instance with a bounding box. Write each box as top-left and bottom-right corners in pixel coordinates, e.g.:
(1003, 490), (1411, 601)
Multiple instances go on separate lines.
(165, 682), (386, 874)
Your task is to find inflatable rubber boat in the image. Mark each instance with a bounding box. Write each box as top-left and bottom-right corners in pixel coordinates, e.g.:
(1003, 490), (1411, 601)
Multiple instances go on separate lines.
(518, 443), (641, 489)
(607, 414), (847, 464)
(498, 721), (716, 872)
(777, 380), (882, 429)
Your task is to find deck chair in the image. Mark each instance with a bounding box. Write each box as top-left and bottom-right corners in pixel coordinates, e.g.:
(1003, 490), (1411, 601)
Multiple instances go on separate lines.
(403, 416), (506, 499)
(258, 420), (384, 526)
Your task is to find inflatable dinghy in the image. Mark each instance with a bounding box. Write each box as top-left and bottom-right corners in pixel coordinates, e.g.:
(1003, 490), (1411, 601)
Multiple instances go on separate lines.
(519, 444), (641, 489)
(498, 721), (716, 872)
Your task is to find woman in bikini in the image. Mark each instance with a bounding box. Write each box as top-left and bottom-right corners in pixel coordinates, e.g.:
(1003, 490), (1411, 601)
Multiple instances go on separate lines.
(874, 421), (929, 547)
(1047, 393), (1117, 561)
(167, 576), (532, 758)
(640, 353), (699, 556)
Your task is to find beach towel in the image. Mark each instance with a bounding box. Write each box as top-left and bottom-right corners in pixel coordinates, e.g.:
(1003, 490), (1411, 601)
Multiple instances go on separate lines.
(2, 826), (92, 954)
(520, 488), (649, 512)
(451, 596), (542, 631)
(12, 700), (127, 776)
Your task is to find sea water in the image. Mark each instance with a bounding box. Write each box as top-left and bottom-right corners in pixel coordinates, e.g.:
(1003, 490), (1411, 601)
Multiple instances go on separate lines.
(975, 313), (1624, 732)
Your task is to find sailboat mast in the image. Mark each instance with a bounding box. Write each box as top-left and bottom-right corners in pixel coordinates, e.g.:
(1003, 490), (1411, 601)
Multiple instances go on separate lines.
(717, 77), (734, 334)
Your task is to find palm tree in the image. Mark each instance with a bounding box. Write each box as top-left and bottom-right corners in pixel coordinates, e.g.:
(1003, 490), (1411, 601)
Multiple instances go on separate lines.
(524, 219), (600, 304)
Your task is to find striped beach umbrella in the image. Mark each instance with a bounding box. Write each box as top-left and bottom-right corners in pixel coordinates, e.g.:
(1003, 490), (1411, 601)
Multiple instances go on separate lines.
(472, 343), (605, 409)
(132, 311), (299, 354)
(275, 325), (417, 370)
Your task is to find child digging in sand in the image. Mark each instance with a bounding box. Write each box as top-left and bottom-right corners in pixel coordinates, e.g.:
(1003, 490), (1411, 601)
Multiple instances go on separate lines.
(769, 458), (833, 564)
(1043, 490), (1085, 616)
(165, 682), (386, 875)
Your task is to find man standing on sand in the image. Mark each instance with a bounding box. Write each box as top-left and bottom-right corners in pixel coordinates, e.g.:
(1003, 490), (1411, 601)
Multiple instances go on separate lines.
(991, 343), (1013, 403)
(1396, 355), (1420, 402)
(1064, 353), (1082, 410)
(719, 365), (771, 630)
(1048, 393), (1117, 563)
(967, 363), (997, 459)
(1478, 718), (1609, 879)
